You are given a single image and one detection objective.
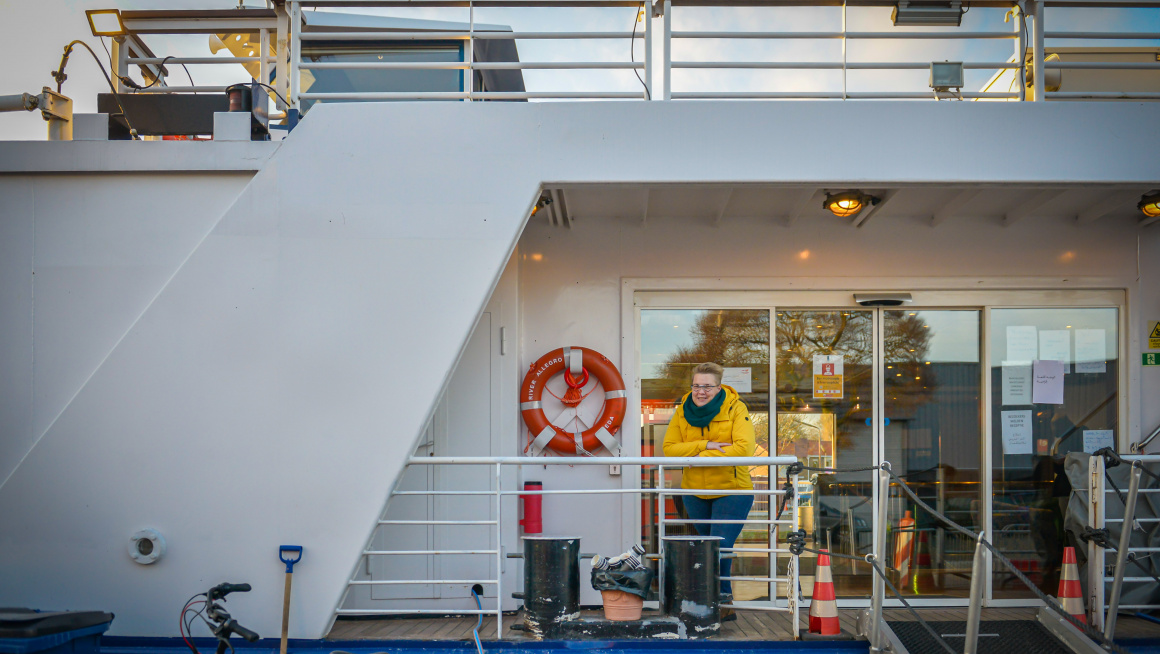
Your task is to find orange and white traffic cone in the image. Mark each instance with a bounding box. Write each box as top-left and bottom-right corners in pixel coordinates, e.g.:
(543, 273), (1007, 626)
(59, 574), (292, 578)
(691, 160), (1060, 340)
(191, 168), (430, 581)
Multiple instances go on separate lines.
(1058, 546), (1086, 624)
(894, 510), (916, 588)
(809, 550), (840, 635)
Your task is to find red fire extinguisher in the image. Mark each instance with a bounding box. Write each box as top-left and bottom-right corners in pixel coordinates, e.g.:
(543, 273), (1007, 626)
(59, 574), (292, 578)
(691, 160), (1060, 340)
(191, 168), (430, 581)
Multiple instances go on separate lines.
(520, 481), (543, 534)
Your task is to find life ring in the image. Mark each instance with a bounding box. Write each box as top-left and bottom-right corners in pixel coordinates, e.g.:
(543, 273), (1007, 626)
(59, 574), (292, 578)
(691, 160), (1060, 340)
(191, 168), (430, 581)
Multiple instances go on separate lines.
(520, 346), (626, 455)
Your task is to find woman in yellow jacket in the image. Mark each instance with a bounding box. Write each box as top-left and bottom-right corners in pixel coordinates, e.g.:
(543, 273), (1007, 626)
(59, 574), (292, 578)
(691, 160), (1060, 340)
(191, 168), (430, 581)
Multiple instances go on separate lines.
(662, 362), (756, 606)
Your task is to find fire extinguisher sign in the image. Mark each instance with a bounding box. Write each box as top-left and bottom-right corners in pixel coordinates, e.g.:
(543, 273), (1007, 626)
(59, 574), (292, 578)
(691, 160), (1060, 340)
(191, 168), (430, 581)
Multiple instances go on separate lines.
(813, 354), (844, 400)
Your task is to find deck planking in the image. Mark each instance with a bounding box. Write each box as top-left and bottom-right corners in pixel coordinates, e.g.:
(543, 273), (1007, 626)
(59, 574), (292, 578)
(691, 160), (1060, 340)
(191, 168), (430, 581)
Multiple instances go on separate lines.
(327, 607), (1160, 642)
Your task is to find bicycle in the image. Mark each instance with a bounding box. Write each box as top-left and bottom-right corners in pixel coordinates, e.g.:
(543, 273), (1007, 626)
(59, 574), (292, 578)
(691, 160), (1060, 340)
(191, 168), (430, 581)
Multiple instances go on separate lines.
(180, 582), (260, 654)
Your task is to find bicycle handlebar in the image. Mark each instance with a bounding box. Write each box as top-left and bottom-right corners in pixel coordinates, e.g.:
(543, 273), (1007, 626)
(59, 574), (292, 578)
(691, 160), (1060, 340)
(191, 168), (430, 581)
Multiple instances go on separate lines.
(226, 620), (259, 642)
(208, 583), (251, 600)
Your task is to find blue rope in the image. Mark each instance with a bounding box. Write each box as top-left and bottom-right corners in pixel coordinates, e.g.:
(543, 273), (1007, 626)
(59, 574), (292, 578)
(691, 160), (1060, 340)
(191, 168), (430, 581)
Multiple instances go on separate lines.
(470, 588), (484, 654)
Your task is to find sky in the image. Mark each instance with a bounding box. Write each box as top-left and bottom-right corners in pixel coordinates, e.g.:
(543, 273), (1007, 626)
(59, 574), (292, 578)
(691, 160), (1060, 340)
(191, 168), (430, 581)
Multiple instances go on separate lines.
(0, 0), (1156, 140)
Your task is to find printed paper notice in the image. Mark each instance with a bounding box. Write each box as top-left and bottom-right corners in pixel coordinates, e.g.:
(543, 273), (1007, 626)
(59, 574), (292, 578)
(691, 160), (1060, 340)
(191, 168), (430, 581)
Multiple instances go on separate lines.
(1039, 330), (1071, 373)
(1002, 410), (1033, 455)
(812, 355), (843, 400)
(1007, 326), (1038, 362)
(1032, 359), (1065, 405)
(1083, 429), (1115, 454)
(1002, 361), (1032, 405)
(723, 367), (752, 393)
(1075, 329), (1107, 374)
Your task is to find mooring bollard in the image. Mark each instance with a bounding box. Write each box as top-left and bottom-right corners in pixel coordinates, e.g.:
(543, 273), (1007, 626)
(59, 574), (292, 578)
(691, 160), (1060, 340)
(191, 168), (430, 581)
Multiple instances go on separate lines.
(662, 535), (722, 634)
(519, 536), (580, 639)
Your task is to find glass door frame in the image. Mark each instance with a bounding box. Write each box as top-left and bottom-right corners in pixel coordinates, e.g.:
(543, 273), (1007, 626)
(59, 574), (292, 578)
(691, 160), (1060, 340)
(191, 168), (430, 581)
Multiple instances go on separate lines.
(622, 286), (1127, 608)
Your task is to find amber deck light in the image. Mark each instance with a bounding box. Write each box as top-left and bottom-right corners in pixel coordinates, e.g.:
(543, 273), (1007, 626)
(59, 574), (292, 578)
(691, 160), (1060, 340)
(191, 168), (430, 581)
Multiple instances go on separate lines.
(824, 191), (870, 218)
(86, 9), (127, 37)
(1139, 192), (1160, 219)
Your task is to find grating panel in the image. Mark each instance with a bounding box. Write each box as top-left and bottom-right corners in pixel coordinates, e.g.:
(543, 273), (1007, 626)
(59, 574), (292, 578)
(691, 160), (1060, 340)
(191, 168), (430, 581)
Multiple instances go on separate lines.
(888, 620), (1072, 654)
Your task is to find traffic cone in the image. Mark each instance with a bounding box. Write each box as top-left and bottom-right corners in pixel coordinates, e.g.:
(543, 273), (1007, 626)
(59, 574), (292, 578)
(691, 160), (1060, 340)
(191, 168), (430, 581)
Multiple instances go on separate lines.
(809, 550), (840, 635)
(894, 510), (916, 588)
(1058, 546), (1086, 624)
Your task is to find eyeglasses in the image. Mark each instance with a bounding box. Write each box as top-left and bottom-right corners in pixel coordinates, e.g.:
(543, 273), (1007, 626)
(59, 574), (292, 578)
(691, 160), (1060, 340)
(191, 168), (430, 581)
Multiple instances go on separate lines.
(691, 384), (719, 392)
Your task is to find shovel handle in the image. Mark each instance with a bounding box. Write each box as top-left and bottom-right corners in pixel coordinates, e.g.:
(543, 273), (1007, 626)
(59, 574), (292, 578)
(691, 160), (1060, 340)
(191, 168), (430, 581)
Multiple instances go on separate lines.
(280, 571), (293, 654)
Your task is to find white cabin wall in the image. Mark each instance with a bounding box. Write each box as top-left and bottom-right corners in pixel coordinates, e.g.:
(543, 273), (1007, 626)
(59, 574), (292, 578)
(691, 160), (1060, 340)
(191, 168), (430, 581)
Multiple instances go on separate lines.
(0, 173), (254, 487)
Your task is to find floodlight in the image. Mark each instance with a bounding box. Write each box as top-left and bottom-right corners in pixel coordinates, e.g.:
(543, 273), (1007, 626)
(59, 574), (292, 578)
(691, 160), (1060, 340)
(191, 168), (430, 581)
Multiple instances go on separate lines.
(892, 1), (963, 27)
(930, 62), (964, 91)
(824, 191), (870, 218)
(86, 9), (127, 37)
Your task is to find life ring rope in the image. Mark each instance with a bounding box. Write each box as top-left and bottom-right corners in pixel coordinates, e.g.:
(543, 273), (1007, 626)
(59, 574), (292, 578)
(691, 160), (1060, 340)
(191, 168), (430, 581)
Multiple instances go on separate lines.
(520, 346), (626, 456)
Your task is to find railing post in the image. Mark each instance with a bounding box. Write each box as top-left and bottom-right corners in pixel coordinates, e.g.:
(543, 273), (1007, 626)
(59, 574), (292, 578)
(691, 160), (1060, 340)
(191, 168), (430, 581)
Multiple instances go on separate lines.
(1029, 0), (1045, 101)
(1104, 461), (1142, 639)
(259, 28), (270, 113)
(495, 462), (504, 638)
(657, 464), (667, 600)
(870, 465), (889, 652)
(1012, 3), (1026, 101)
(466, 0), (475, 101)
(964, 531), (987, 654)
(1088, 454), (1105, 630)
(274, 3), (290, 111)
(790, 468), (801, 640)
(662, 0), (671, 101)
(289, 1), (302, 110)
(110, 37), (128, 93)
(644, 0), (653, 99)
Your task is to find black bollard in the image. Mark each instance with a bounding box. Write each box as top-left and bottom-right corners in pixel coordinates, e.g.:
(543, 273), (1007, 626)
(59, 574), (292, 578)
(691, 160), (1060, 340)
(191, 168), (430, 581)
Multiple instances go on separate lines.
(520, 536), (580, 639)
(662, 536), (722, 634)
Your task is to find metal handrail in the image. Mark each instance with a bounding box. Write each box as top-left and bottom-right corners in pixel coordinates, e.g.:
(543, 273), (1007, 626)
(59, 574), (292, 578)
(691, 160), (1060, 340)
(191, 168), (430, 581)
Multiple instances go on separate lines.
(340, 454), (801, 639)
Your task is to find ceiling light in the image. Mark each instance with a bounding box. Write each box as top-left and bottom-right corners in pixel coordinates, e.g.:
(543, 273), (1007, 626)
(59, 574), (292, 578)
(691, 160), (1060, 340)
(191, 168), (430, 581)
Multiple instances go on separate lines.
(1139, 191), (1160, 219)
(824, 191), (874, 218)
(86, 9), (127, 37)
(892, 0), (963, 26)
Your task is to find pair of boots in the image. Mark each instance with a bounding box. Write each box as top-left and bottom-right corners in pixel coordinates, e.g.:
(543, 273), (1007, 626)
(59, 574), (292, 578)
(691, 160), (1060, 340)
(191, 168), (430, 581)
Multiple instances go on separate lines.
(719, 593), (737, 622)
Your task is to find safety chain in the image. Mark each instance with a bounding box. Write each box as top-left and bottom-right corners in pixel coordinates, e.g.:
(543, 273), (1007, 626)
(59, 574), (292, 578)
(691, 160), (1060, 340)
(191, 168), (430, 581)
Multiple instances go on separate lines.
(775, 462), (804, 520)
(1097, 447), (1160, 483)
(879, 464), (1133, 654)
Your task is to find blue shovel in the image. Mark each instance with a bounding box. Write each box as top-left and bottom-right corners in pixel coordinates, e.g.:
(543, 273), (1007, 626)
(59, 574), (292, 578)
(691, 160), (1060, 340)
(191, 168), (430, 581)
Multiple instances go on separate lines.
(279, 545), (303, 654)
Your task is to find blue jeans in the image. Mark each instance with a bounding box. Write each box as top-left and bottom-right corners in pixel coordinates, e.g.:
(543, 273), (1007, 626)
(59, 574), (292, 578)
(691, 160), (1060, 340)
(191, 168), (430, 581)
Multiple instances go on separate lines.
(682, 494), (755, 595)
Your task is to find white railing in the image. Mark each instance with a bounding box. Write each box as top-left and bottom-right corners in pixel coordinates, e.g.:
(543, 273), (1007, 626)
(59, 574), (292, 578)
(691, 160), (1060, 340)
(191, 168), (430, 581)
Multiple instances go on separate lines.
(108, 1), (1160, 111)
(1086, 454), (1160, 634)
(336, 455), (800, 639)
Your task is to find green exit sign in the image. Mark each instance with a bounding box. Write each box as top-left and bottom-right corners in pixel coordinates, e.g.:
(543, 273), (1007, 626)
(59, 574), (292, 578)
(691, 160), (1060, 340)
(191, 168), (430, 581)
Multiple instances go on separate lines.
(1146, 353), (1160, 366)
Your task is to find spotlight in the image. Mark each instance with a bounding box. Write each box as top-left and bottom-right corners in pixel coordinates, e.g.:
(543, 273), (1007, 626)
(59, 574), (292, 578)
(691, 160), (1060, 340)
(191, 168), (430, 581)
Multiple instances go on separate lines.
(86, 9), (127, 37)
(824, 191), (875, 218)
(1139, 191), (1160, 219)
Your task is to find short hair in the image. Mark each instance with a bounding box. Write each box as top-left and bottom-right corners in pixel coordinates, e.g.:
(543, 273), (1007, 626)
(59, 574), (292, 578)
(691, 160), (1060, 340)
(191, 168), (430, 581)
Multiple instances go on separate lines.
(692, 362), (724, 385)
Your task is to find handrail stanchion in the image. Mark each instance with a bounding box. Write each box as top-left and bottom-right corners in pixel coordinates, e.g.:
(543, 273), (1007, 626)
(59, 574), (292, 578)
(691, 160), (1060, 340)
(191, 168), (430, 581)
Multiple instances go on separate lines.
(790, 466), (801, 640)
(495, 461), (504, 638)
(289, 1), (302, 109)
(657, 464), (666, 601)
(662, 0), (671, 100)
(964, 531), (987, 654)
(1088, 454), (1105, 630)
(1104, 461), (1142, 639)
(870, 465), (889, 652)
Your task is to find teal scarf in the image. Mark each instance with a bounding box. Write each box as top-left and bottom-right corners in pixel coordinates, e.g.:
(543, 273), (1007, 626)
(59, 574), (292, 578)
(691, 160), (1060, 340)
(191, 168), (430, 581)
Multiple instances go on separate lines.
(682, 390), (725, 428)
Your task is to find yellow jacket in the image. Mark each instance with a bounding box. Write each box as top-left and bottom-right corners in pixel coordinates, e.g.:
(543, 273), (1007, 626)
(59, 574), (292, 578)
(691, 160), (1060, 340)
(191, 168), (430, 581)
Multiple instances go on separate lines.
(662, 384), (756, 498)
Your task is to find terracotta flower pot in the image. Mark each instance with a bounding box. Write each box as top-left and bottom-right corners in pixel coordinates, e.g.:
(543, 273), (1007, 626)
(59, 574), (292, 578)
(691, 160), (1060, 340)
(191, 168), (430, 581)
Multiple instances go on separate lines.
(601, 590), (644, 621)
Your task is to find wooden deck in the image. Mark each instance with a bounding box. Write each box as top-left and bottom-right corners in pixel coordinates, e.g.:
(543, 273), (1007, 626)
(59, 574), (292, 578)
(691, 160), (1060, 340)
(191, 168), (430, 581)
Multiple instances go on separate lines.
(326, 607), (1160, 642)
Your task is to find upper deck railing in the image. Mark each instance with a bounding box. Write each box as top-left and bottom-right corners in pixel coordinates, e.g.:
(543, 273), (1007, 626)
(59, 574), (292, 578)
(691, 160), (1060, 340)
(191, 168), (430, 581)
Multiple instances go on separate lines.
(106, 0), (1160, 115)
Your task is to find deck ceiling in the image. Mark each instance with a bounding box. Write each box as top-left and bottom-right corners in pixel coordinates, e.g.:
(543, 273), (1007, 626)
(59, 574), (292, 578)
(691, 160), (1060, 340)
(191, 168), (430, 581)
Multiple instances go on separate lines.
(542, 184), (1158, 228)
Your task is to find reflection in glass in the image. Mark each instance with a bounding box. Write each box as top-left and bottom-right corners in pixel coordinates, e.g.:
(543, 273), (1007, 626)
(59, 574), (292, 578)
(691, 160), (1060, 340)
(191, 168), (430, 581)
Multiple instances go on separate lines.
(640, 309), (771, 601)
(775, 310), (874, 598)
(884, 310), (981, 598)
(989, 309), (1118, 598)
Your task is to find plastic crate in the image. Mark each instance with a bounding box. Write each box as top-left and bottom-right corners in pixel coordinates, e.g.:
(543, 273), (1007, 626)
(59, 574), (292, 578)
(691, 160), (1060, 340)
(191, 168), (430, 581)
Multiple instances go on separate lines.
(0, 610), (114, 654)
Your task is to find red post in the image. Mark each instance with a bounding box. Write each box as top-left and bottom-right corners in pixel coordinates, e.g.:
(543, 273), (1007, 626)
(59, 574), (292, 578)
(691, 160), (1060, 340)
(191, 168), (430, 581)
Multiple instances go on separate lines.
(520, 481), (543, 534)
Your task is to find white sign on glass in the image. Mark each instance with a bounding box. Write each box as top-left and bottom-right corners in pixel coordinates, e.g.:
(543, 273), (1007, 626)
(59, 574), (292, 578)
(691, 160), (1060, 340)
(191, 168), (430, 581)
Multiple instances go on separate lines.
(1002, 410), (1033, 455)
(1083, 429), (1115, 453)
(1039, 330), (1071, 373)
(1032, 359), (1065, 405)
(1002, 361), (1032, 405)
(1075, 329), (1107, 374)
(722, 367), (752, 393)
(1007, 326), (1038, 362)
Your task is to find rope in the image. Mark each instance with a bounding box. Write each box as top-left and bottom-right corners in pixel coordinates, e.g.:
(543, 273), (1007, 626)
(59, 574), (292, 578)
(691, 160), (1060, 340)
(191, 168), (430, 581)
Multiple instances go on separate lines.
(1080, 528), (1160, 587)
(881, 465), (1133, 654)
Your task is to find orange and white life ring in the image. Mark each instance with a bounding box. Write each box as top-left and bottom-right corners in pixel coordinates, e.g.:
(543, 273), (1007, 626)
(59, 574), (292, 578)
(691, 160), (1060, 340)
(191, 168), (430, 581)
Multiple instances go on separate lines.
(520, 346), (626, 455)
